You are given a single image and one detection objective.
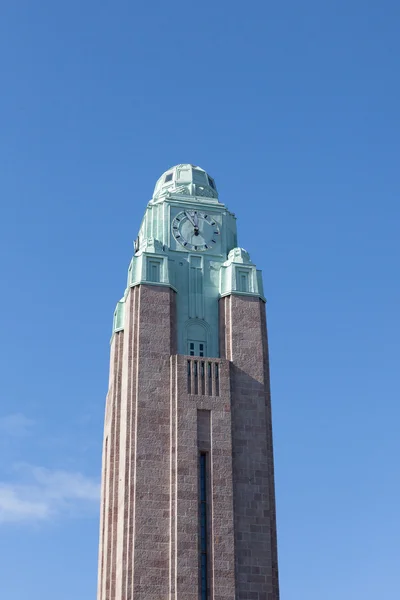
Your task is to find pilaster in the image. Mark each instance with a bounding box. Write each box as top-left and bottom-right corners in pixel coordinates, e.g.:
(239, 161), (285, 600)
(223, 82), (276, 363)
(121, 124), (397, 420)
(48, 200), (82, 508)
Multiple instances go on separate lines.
(98, 284), (177, 600)
(219, 294), (280, 600)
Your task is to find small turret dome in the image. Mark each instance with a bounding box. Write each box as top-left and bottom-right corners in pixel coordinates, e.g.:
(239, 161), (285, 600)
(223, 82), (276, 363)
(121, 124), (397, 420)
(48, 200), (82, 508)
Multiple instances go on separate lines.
(227, 247), (252, 264)
(153, 164), (218, 201)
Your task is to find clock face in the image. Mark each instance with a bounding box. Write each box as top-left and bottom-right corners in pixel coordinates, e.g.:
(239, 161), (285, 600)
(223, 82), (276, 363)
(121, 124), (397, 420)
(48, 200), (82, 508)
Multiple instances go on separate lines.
(172, 210), (220, 251)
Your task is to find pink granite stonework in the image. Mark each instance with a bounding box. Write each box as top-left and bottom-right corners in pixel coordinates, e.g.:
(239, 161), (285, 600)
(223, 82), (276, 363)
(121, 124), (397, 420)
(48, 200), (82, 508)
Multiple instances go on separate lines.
(97, 283), (279, 600)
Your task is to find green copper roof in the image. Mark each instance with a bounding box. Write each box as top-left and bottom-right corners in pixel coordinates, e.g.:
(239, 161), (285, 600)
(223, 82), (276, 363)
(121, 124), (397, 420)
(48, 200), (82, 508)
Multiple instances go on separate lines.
(111, 166), (266, 349)
(153, 164), (218, 201)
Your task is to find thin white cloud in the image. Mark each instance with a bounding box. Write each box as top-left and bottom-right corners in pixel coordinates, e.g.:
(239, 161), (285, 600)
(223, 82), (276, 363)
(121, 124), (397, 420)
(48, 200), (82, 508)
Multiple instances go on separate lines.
(0, 413), (35, 437)
(0, 486), (49, 523)
(0, 465), (100, 525)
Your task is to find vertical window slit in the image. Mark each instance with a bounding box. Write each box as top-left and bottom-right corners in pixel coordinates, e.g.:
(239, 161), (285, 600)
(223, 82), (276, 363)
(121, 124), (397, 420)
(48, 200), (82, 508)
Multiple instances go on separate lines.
(187, 360), (191, 393)
(207, 362), (212, 396)
(199, 453), (208, 600)
(200, 361), (205, 395)
(194, 361), (199, 395)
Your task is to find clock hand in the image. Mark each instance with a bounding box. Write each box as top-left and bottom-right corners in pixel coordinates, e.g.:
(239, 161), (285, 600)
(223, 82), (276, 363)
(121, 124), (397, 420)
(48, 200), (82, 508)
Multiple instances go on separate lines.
(185, 211), (200, 236)
(184, 211), (196, 228)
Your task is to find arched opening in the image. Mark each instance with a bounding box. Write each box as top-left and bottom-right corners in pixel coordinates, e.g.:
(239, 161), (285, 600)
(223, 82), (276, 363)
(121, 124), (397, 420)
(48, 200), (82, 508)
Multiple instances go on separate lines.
(186, 321), (207, 357)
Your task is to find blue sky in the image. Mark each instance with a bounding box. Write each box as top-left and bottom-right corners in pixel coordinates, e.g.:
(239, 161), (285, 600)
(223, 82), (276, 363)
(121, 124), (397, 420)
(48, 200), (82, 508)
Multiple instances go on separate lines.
(0, 0), (399, 598)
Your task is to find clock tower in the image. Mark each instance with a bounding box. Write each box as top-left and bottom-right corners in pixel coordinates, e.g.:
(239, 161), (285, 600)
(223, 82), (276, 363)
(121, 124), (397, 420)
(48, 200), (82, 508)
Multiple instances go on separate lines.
(97, 164), (280, 600)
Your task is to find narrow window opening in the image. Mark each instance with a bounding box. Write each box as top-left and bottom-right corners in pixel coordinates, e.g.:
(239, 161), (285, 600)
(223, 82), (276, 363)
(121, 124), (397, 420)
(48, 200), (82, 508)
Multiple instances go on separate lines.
(207, 362), (212, 397)
(199, 453), (208, 600)
(238, 270), (249, 293)
(215, 363), (219, 397)
(165, 173), (173, 182)
(194, 361), (199, 395)
(200, 361), (205, 395)
(187, 360), (191, 393)
(148, 259), (161, 283)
